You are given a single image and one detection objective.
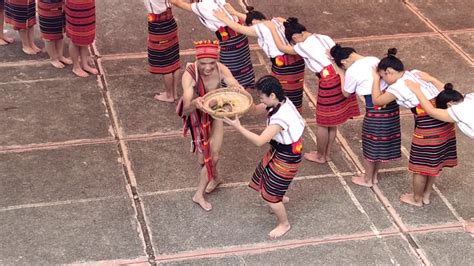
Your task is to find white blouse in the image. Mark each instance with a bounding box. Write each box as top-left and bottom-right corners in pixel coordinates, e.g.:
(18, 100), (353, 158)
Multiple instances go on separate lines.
(252, 18), (287, 58)
(344, 56), (380, 96)
(144, 0), (170, 14)
(293, 34), (335, 73)
(268, 98), (305, 144)
(382, 70), (440, 109)
(191, 0), (237, 32)
(448, 93), (474, 139)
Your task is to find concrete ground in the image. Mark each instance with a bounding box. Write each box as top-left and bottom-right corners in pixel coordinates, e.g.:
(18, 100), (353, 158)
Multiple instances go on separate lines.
(1, 0), (473, 265)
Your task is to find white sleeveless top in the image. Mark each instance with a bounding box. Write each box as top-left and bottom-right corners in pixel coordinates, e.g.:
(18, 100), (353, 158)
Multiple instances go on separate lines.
(191, 0), (238, 32)
(381, 70), (440, 109)
(268, 98), (305, 144)
(144, 0), (170, 14)
(252, 19), (288, 58)
(293, 34), (335, 73)
(448, 93), (474, 139)
(344, 56), (380, 96)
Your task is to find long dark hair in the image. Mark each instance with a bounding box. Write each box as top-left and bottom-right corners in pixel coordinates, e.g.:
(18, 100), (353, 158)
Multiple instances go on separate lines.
(283, 17), (307, 43)
(243, 5), (266, 26)
(330, 44), (356, 68)
(377, 48), (404, 72)
(256, 75), (286, 102)
(436, 83), (464, 109)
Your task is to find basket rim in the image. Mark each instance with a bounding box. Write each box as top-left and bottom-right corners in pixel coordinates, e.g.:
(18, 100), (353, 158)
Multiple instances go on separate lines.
(201, 88), (253, 118)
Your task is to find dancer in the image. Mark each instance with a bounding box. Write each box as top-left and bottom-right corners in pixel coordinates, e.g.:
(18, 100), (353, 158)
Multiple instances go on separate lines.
(224, 75), (304, 238)
(372, 48), (457, 207)
(4, 0), (40, 54)
(0, 0), (14, 45)
(265, 17), (360, 163)
(145, 0), (181, 103)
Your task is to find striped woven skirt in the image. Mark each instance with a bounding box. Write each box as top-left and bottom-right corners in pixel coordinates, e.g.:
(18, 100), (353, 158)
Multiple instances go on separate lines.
(65, 0), (95, 46)
(1, 0), (4, 10)
(38, 0), (64, 41)
(249, 145), (302, 203)
(219, 34), (255, 88)
(362, 100), (401, 162)
(147, 12), (180, 74)
(271, 55), (305, 113)
(409, 110), (457, 176)
(315, 66), (360, 127)
(4, 0), (36, 30)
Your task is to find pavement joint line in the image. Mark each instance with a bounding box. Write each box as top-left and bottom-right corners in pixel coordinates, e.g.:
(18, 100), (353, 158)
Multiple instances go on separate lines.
(0, 195), (124, 212)
(153, 230), (402, 264)
(0, 138), (116, 154)
(139, 173), (353, 197)
(0, 76), (79, 85)
(403, 0), (474, 66)
(69, 257), (149, 266)
(406, 222), (464, 234)
(94, 47), (158, 264)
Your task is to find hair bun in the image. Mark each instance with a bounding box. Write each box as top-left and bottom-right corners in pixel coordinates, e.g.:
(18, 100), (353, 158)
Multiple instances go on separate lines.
(246, 6), (254, 12)
(286, 17), (298, 24)
(444, 83), (454, 91)
(387, 48), (397, 57)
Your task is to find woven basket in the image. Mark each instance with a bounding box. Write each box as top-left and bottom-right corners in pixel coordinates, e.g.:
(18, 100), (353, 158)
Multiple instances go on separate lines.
(201, 87), (253, 119)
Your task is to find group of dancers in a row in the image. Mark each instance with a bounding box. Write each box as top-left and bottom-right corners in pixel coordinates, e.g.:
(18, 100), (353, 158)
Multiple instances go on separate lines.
(0, 0), (97, 76)
(3, 0), (472, 238)
(147, 0), (473, 238)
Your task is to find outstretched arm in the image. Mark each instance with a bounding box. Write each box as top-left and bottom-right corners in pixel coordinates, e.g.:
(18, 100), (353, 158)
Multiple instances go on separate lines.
(224, 3), (246, 21)
(405, 80), (455, 122)
(213, 8), (258, 37)
(224, 116), (282, 146)
(371, 68), (397, 106)
(415, 71), (445, 92)
(170, 0), (193, 12)
(262, 20), (297, 55)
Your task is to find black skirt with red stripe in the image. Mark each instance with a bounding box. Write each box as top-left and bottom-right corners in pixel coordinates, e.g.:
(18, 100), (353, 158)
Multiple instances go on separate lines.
(65, 0), (95, 46)
(38, 0), (65, 41)
(4, 0), (36, 30)
(271, 54), (305, 113)
(147, 10), (180, 75)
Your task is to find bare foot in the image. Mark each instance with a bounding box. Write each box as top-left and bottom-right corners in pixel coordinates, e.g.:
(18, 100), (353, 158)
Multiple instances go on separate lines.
(72, 67), (89, 77)
(268, 224), (291, 238)
(0, 36), (14, 45)
(351, 174), (373, 188)
(50, 59), (65, 69)
(465, 218), (474, 234)
(400, 193), (423, 207)
(422, 193), (431, 205)
(59, 57), (73, 65)
(22, 47), (38, 55)
(304, 151), (326, 164)
(192, 196), (212, 211)
(205, 178), (222, 194)
(82, 63), (98, 75)
(154, 93), (175, 103)
(32, 44), (42, 53)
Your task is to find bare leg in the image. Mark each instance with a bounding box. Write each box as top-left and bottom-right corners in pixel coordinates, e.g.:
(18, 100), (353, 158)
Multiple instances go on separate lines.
(205, 120), (224, 193)
(325, 126), (337, 161)
(79, 46), (98, 74)
(0, 11), (14, 45)
(423, 175), (437, 205)
(69, 43), (88, 77)
(154, 73), (175, 103)
(27, 26), (41, 53)
(400, 173), (425, 207)
(267, 201), (291, 238)
(351, 159), (376, 188)
(304, 126), (328, 163)
(45, 40), (64, 68)
(192, 160), (212, 211)
(57, 39), (72, 65)
(19, 29), (36, 54)
(372, 162), (381, 184)
(173, 70), (180, 100)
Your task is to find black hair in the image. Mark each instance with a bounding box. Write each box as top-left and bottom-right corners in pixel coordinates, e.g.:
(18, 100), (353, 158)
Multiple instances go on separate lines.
(243, 6), (266, 26)
(330, 44), (356, 68)
(283, 17), (307, 43)
(256, 75), (286, 102)
(377, 48), (404, 72)
(435, 83), (464, 109)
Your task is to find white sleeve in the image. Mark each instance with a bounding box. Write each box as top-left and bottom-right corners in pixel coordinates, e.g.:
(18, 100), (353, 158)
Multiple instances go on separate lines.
(343, 70), (358, 94)
(324, 35), (336, 48)
(293, 43), (305, 58)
